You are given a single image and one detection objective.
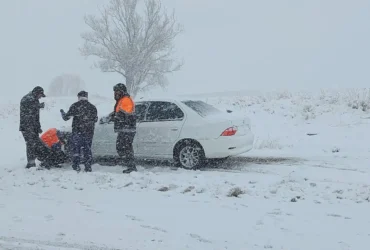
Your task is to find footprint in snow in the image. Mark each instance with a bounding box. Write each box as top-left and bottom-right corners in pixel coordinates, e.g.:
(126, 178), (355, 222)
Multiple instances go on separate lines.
(327, 213), (342, 218)
(126, 215), (142, 222)
(141, 225), (167, 233)
(182, 186), (195, 194)
(227, 187), (245, 197)
(327, 213), (351, 219)
(85, 208), (101, 214)
(268, 209), (282, 216)
(55, 232), (66, 241)
(45, 215), (54, 221)
(77, 201), (91, 208)
(195, 187), (206, 194)
(52, 178), (60, 183)
(123, 182), (133, 187)
(38, 196), (54, 201)
(255, 220), (264, 226)
(189, 233), (212, 244)
(157, 186), (169, 192)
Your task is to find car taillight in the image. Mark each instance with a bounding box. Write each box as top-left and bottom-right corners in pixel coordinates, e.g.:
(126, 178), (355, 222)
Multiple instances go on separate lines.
(221, 126), (237, 136)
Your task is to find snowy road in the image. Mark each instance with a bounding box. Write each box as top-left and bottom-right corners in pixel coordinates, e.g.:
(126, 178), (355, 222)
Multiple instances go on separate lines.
(0, 155), (369, 250)
(2, 91), (370, 249)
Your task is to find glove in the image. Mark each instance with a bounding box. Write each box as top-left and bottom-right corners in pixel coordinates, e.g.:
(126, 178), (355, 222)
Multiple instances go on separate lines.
(39, 102), (45, 109)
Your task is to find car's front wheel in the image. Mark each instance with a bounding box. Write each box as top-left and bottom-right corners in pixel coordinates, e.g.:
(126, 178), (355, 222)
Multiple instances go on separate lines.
(174, 140), (205, 170)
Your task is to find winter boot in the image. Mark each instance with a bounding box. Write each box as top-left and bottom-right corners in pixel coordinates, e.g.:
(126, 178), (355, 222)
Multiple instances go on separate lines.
(25, 160), (36, 169)
(40, 161), (53, 170)
(122, 164), (137, 174)
(39, 161), (51, 170)
(84, 166), (92, 172)
(72, 165), (81, 172)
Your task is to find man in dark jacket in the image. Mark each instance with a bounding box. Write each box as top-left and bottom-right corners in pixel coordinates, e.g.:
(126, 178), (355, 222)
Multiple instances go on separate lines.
(60, 91), (98, 172)
(111, 83), (137, 173)
(19, 86), (53, 169)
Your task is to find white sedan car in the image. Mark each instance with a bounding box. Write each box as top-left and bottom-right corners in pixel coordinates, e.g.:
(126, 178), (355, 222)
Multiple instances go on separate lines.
(85, 97), (254, 169)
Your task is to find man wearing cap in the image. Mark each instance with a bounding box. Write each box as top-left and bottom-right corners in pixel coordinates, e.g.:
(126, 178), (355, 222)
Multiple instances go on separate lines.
(60, 91), (98, 172)
(111, 83), (137, 173)
(19, 86), (52, 169)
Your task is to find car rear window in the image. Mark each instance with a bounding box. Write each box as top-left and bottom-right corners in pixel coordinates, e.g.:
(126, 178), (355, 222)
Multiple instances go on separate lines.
(182, 100), (222, 117)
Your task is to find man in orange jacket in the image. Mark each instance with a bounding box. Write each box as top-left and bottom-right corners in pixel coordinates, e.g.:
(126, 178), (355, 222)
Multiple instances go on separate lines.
(111, 83), (137, 173)
(40, 128), (69, 167)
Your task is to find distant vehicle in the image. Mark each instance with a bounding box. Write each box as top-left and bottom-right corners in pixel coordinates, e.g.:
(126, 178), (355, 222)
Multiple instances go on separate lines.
(61, 98), (254, 170)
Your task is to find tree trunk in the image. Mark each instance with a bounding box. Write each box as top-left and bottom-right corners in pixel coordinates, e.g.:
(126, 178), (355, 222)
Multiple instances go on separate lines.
(132, 88), (139, 98)
(125, 71), (134, 96)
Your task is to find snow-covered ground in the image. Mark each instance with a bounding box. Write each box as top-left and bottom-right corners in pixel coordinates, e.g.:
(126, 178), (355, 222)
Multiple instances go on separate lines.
(1, 89), (370, 249)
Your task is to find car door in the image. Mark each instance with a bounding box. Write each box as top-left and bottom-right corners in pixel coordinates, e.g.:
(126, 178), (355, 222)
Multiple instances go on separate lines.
(92, 103), (149, 157)
(136, 101), (185, 158)
(132, 102), (149, 156)
(92, 112), (116, 156)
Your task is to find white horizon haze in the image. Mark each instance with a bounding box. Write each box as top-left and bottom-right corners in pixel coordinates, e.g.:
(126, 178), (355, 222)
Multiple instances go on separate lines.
(1, 0), (369, 101)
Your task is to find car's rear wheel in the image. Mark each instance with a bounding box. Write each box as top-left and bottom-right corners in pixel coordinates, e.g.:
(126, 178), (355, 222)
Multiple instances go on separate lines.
(174, 140), (205, 170)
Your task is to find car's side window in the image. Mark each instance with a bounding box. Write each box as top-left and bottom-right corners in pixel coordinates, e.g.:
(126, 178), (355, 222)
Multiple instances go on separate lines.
(135, 103), (148, 122)
(145, 101), (184, 122)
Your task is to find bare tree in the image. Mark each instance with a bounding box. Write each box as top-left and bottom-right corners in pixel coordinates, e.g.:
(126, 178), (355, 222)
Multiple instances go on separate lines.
(80, 0), (183, 96)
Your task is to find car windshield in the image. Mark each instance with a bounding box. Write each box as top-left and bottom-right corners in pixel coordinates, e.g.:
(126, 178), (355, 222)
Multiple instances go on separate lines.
(182, 100), (222, 117)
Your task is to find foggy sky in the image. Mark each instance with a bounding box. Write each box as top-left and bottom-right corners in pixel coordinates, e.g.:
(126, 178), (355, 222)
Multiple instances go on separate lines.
(1, 0), (370, 100)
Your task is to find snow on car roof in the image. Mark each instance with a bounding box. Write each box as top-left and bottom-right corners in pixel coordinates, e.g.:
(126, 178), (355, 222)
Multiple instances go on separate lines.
(135, 96), (203, 103)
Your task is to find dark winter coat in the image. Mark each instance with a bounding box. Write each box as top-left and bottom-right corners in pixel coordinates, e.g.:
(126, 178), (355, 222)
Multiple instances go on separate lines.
(19, 92), (42, 133)
(62, 100), (98, 136)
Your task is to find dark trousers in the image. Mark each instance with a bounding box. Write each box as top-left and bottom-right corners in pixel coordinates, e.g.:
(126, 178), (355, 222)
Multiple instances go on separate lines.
(71, 132), (93, 168)
(21, 131), (51, 164)
(116, 132), (136, 168)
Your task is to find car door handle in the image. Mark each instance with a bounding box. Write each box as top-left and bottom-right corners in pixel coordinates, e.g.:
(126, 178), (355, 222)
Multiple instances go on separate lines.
(171, 128), (179, 131)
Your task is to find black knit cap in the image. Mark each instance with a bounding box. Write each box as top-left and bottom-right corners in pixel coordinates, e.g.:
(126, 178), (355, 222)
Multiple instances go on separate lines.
(77, 91), (88, 98)
(113, 83), (127, 93)
(32, 86), (46, 97)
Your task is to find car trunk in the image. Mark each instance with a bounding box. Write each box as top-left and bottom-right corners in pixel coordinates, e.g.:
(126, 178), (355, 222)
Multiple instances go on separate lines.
(226, 112), (251, 136)
(181, 100), (251, 138)
(203, 112), (251, 138)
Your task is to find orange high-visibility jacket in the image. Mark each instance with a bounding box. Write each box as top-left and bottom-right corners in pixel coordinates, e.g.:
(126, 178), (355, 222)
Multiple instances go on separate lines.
(115, 96), (134, 113)
(40, 128), (60, 148)
(113, 96), (136, 132)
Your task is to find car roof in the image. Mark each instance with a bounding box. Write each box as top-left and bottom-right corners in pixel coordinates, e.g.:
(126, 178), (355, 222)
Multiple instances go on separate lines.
(135, 96), (203, 103)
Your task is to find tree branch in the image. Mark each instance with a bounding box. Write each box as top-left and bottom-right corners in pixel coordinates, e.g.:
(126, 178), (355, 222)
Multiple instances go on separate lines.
(79, 0), (183, 96)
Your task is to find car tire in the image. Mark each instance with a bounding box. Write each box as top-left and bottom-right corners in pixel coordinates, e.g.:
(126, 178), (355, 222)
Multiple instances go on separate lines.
(174, 140), (205, 170)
